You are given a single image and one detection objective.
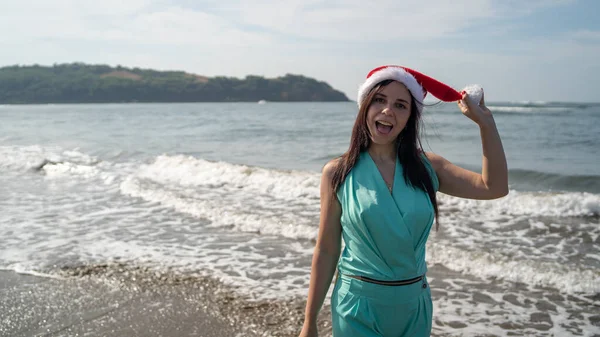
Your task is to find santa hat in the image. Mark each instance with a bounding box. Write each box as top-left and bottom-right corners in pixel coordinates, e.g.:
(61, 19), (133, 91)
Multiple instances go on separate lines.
(357, 65), (482, 111)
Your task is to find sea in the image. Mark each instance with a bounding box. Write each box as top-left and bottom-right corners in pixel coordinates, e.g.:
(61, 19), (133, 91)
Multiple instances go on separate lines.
(1, 101), (599, 336)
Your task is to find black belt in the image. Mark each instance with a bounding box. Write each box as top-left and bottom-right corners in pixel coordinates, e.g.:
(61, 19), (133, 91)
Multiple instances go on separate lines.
(343, 274), (424, 287)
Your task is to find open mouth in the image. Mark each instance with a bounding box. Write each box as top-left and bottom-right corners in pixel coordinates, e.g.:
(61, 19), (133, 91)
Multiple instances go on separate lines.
(375, 121), (393, 135)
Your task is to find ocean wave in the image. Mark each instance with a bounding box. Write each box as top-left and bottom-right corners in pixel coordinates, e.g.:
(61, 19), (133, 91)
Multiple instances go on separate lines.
(487, 106), (572, 114)
(429, 101), (598, 116)
(491, 101), (598, 109)
(439, 190), (599, 218)
(119, 155), (321, 240)
(134, 154), (320, 202)
(0, 145), (99, 173)
(509, 169), (600, 194)
(3, 146), (598, 220)
(428, 242), (599, 294)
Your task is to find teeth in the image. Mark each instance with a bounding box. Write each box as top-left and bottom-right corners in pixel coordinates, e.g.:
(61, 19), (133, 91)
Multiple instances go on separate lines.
(377, 121), (393, 126)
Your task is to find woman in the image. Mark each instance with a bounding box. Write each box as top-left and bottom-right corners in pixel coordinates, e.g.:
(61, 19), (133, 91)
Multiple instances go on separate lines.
(299, 65), (508, 337)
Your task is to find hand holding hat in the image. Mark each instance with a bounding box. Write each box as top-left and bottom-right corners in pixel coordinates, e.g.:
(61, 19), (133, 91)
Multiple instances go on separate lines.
(458, 86), (494, 127)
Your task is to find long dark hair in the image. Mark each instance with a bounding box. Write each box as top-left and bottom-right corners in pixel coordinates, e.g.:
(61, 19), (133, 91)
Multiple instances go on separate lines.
(331, 80), (439, 229)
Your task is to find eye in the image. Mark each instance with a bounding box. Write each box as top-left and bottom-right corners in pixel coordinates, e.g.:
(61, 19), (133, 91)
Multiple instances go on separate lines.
(373, 97), (385, 104)
(395, 102), (407, 109)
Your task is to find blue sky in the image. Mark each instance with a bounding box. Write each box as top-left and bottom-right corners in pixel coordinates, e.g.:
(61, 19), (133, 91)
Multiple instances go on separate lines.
(1, 0), (598, 102)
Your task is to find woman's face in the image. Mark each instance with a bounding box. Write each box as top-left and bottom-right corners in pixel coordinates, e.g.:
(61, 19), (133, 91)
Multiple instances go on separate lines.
(366, 81), (413, 146)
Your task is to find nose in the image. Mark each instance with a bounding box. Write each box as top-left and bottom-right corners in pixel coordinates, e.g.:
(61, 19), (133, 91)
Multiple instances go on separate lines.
(382, 106), (392, 115)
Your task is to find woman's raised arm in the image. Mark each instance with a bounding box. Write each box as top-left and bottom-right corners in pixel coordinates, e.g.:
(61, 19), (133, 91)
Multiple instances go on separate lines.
(426, 91), (508, 200)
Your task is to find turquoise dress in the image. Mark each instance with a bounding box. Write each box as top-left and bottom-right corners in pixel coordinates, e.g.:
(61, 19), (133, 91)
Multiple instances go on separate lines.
(332, 151), (439, 336)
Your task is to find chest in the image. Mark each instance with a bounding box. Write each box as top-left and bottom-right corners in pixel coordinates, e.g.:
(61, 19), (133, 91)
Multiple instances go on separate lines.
(370, 157), (396, 192)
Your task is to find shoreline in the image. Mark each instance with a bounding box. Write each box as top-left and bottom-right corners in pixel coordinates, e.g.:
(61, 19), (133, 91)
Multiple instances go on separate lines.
(3, 262), (598, 336)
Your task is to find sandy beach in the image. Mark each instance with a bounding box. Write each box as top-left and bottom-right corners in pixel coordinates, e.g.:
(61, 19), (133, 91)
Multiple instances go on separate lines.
(0, 270), (249, 336)
(0, 268), (333, 337)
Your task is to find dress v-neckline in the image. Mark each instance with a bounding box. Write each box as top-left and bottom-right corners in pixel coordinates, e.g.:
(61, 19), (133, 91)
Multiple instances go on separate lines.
(366, 152), (398, 195)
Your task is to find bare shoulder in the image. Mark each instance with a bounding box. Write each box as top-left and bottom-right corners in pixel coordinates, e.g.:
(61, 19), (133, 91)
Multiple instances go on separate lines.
(321, 157), (342, 180)
(423, 151), (448, 172)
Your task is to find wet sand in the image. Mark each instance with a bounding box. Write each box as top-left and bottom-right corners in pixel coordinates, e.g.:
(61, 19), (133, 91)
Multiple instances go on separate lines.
(0, 270), (253, 336)
(0, 266), (332, 337)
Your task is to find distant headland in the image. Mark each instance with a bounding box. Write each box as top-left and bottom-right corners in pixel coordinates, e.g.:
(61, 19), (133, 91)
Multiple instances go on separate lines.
(0, 63), (350, 104)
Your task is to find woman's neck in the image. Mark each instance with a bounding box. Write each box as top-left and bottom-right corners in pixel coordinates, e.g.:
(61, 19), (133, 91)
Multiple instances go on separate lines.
(367, 143), (397, 162)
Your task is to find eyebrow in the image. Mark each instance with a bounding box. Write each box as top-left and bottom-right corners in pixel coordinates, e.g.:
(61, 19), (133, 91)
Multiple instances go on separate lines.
(375, 93), (410, 104)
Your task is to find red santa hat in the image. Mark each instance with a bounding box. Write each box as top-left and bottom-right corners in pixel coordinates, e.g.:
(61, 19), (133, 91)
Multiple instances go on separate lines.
(357, 65), (481, 111)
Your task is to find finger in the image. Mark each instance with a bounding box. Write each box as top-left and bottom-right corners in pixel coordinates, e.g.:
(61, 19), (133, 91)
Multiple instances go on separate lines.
(461, 92), (477, 110)
(480, 89), (486, 107)
(458, 92), (466, 106)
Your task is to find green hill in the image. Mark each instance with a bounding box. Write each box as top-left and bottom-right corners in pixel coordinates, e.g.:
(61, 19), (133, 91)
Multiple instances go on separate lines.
(0, 63), (349, 104)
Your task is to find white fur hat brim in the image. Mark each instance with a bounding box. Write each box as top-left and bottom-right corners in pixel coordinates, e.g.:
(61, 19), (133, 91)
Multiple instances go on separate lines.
(357, 67), (425, 110)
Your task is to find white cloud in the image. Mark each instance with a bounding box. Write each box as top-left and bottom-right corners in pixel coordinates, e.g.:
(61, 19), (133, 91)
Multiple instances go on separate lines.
(0, 1), (270, 46)
(223, 0), (496, 40)
(108, 7), (271, 46)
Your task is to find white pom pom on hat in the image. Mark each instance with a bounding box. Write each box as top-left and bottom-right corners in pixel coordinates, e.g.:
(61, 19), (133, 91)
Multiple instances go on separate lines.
(357, 65), (483, 111)
(462, 85), (484, 106)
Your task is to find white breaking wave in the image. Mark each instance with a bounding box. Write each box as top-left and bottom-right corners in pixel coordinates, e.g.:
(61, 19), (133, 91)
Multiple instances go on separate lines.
(120, 155), (321, 240)
(135, 154), (320, 203)
(487, 105), (569, 113)
(4, 146), (597, 220)
(439, 190), (599, 217)
(43, 161), (118, 185)
(0, 145), (99, 172)
(427, 241), (600, 294)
